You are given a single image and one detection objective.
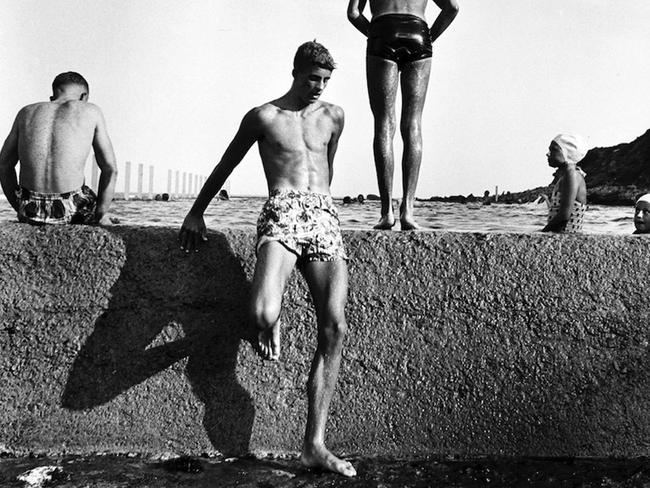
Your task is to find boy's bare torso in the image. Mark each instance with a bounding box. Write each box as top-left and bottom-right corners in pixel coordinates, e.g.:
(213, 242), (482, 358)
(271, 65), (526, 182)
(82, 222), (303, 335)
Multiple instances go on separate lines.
(256, 100), (341, 195)
(17, 101), (99, 193)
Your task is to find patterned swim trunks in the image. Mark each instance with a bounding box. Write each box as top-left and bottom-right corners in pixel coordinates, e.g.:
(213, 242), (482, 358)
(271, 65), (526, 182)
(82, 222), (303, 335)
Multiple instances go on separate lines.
(256, 189), (347, 263)
(16, 185), (97, 225)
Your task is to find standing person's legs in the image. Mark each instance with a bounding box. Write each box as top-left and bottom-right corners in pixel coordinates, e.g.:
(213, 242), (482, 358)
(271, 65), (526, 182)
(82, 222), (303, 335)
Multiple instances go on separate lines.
(250, 241), (297, 360)
(366, 56), (399, 230)
(299, 259), (356, 477)
(399, 58), (431, 230)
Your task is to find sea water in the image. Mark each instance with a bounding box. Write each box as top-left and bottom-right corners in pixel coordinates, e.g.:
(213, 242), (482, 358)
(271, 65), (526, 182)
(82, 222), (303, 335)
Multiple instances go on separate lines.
(0, 196), (634, 234)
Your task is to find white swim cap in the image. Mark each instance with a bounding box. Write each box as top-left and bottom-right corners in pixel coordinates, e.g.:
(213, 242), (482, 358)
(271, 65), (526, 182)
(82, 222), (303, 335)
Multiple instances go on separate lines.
(636, 194), (650, 206)
(552, 134), (588, 164)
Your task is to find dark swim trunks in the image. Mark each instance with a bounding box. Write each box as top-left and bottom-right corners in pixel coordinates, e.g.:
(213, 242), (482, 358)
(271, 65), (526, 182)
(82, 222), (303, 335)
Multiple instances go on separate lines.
(16, 185), (97, 225)
(367, 14), (432, 69)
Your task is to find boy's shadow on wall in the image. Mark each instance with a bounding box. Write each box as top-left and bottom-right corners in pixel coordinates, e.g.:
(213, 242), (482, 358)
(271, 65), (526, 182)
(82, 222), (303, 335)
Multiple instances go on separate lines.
(61, 228), (254, 455)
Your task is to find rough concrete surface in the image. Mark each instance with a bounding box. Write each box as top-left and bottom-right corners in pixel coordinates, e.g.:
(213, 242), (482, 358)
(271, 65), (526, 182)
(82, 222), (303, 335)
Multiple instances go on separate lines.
(2, 224), (650, 459)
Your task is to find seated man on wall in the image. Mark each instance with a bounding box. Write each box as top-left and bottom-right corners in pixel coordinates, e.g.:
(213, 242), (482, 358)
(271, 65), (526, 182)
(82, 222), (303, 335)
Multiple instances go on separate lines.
(0, 72), (117, 225)
(179, 41), (356, 477)
(542, 134), (588, 233)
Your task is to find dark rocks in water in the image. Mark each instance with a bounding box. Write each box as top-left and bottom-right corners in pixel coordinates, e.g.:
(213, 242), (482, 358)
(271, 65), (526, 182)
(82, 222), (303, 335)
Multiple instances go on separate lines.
(357, 194), (365, 203)
(487, 186), (550, 205)
(421, 195), (469, 204)
(366, 194), (381, 201)
(587, 185), (645, 206)
(161, 193), (170, 201)
(342, 196), (353, 204)
(217, 189), (229, 200)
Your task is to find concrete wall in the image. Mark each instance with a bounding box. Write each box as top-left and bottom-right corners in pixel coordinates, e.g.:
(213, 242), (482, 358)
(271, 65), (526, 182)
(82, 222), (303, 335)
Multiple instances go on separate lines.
(2, 223), (650, 458)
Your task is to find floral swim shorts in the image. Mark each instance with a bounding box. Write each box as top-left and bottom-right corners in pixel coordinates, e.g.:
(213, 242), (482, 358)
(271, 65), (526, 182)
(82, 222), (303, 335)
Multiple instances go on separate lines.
(16, 185), (97, 225)
(256, 189), (347, 263)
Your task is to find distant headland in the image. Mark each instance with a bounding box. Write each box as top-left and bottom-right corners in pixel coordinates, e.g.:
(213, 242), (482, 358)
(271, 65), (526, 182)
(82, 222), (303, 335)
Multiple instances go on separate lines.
(407, 129), (650, 206)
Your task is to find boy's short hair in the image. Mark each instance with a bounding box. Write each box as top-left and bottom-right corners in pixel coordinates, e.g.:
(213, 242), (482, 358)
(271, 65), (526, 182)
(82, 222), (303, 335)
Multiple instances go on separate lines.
(293, 41), (336, 72)
(52, 72), (89, 94)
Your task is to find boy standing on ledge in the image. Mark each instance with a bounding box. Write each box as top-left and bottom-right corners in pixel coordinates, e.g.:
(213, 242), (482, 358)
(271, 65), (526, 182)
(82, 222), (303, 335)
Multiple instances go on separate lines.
(178, 41), (355, 477)
(347, 0), (460, 230)
(0, 72), (117, 225)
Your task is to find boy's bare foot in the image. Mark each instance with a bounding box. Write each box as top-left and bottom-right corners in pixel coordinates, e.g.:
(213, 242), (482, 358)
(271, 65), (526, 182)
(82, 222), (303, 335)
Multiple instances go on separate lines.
(257, 321), (280, 361)
(373, 214), (395, 230)
(400, 202), (419, 230)
(300, 444), (356, 477)
(400, 215), (420, 231)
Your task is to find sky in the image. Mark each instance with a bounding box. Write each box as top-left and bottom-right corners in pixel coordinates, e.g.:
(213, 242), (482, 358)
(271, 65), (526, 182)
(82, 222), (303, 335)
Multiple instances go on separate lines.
(1, 0), (649, 198)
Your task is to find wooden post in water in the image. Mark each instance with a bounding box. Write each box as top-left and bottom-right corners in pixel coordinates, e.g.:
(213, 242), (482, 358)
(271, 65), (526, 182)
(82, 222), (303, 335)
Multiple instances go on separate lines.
(137, 163), (144, 198)
(175, 171), (180, 199)
(148, 165), (154, 200)
(124, 161), (131, 200)
(182, 172), (187, 198)
(91, 156), (99, 191)
(495, 185), (499, 202)
(167, 170), (172, 197)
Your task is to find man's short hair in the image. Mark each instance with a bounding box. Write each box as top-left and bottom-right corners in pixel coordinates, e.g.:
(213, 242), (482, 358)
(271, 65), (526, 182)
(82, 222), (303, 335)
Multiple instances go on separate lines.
(293, 41), (336, 72)
(52, 72), (89, 94)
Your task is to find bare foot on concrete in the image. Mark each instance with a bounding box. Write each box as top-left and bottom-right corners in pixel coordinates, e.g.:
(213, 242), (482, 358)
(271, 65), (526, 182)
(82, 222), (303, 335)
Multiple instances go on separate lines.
(400, 203), (419, 230)
(400, 216), (420, 231)
(257, 321), (280, 361)
(373, 213), (396, 230)
(300, 445), (356, 477)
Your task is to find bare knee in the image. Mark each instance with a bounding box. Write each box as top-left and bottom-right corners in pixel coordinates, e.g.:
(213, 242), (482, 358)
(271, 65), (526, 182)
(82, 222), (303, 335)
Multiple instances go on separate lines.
(374, 114), (396, 139)
(251, 299), (281, 330)
(319, 316), (348, 351)
(400, 118), (422, 144)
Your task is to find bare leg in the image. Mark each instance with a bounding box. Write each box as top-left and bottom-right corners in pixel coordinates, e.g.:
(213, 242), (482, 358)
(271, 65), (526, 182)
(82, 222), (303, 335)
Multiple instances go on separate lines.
(299, 260), (356, 477)
(399, 58), (431, 230)
(367, 56), (399, 230)
(249, 242), (297, 361)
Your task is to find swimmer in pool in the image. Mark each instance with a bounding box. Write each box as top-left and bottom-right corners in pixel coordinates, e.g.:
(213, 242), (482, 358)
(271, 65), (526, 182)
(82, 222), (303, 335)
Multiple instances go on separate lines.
(542, 134), (588, 233)
(179, 41), (355, 478)
(633, 194), (650, 234)
(347, 0), (459, 230)
(0, 72), (117, 225)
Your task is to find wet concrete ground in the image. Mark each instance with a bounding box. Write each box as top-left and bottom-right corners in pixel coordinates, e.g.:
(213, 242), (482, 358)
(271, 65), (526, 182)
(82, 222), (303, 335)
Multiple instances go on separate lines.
(1, 454), (650, 487)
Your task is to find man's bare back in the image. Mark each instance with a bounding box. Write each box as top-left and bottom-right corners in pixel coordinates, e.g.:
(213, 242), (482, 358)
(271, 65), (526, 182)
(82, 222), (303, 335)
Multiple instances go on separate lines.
(0, 72), (117, 224)
(256, 99), (343, 195)
(17, 100), (103, 193)
(366, 0), (430, 19)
